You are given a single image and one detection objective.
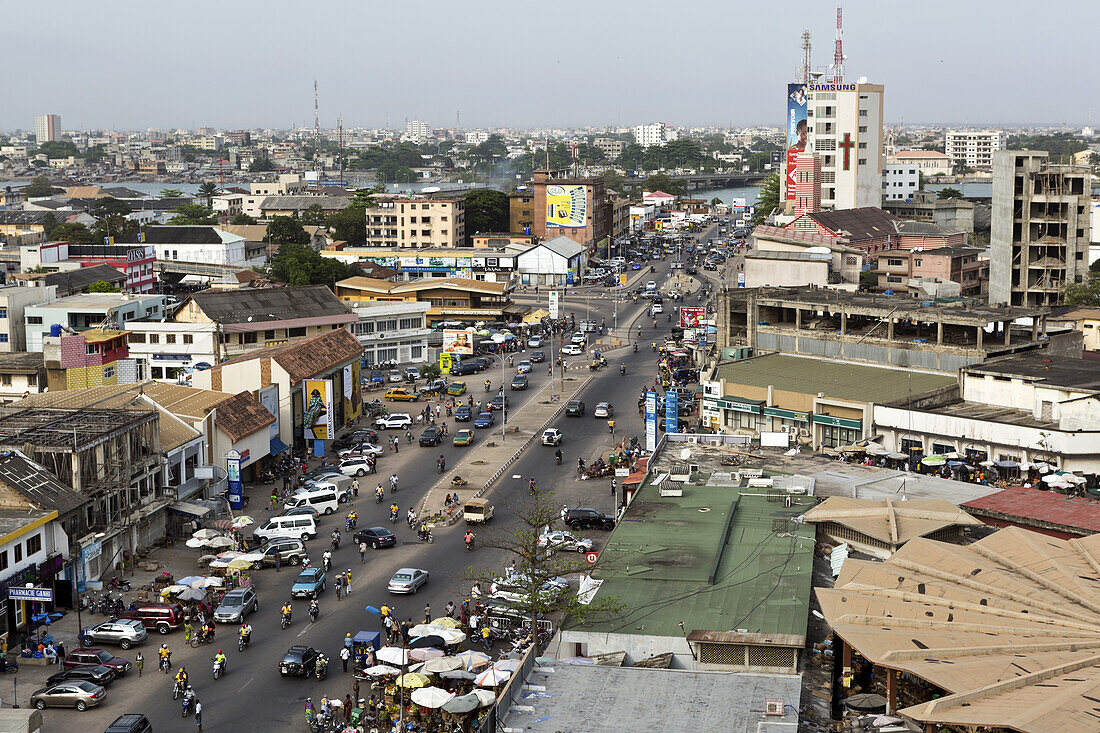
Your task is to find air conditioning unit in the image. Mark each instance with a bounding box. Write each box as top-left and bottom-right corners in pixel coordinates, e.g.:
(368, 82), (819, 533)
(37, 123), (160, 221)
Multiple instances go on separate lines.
(798, 427), (811, 438)
(764, 698), (785, 716)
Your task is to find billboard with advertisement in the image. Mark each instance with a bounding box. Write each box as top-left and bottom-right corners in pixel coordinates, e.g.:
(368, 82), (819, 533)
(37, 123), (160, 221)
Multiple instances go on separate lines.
(665, 391), (679, 435)
(442, 329), (474, 355)
(546, 185), (587, 229)
(302, 379), (334, 441)
(645, 391), (657, 451)
(679, 306), (705, 329)
(343, 362), (362, 422)
(258, 384), (280, 438)
(785, 82), (808, 200)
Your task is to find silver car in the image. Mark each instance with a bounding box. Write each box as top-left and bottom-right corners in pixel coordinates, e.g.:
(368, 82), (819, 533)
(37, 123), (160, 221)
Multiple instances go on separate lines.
(538, 530), (594, 554)
(30, 680), (106, 711)
(214, 587), (258, 623)
(387, 568), (429, 594)
(80, 619), (147, 650)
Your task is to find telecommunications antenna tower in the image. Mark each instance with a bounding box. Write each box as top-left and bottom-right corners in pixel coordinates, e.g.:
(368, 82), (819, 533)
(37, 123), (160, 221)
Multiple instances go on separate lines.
(801, 30), (812, 85)
(829, 7), (846, 83)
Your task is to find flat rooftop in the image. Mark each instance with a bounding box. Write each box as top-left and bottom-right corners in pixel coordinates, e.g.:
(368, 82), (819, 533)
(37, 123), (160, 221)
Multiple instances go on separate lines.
(26, 293), (155, 310)
(715, 353), (956, 404)
(568, 471), (816, 640)
(966, 354), (1100, 392)
(509, 663), (800, 733)
(929, 400), (1053, 428)
(962, 486), (1100, 536)
(744, 286), (1047, 323)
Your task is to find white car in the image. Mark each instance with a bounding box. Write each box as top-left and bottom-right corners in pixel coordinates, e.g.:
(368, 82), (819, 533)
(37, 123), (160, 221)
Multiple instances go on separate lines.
(650, 303), (663, 315)
(516, 361), (532, 374)
(593, 402), (614, 418)
(561, 344), (584, 356)
(338, 457), (373, 477)
(387, 370), (403, 383)
(538, 530), (594, 554)
(338, 443), (384, 458)
(387, 568), (429, 594)
(570, 333), (587, 345)
(541, 428), (563, 446)
(646, 280), (657, 291)
(527, 337), (542, 348)
(375, 413), (412, 430)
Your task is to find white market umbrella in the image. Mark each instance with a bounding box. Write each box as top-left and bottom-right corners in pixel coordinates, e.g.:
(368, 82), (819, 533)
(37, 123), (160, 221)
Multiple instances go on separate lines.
(419, 656), (463, 674)
(410, 686), (455, 709)
(1042, 474), (1064, 484)
(207, 559), (229, 568)
(185, 537), (209, 549)
(192, 529), (221, 540)
(359, 664), (401, 678)
(238, 552), (265, 564)
(201, 577), (224, 588)
(216, 550), (243, 559)
(375, 646), (412, 666)
(231, 515), (255, 529)
(472, 688), (497, 707)
(454, 650), (491, 671)
(474, 667), (511, 687)
(409, 647), (443, 662)
(437, 628), (466, 646)
(207, 536), (235, 549)
(409, 624), (443, 638)
(492, 658), (520, 673)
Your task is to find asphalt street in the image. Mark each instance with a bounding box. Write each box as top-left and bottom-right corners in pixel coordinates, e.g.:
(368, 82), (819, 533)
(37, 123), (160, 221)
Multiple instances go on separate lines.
(56, 240), (724, 731)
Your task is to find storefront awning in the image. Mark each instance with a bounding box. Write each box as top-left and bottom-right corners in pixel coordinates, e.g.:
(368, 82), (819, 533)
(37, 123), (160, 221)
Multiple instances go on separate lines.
(168, 501), (213, 518)
(270, 436), (291, 455)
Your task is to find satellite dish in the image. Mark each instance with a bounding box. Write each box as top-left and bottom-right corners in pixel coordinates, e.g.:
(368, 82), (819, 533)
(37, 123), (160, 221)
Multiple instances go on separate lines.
(679, 448), (692, 460)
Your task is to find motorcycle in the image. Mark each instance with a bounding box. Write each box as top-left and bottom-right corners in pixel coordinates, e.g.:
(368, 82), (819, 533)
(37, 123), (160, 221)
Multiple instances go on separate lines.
(633, 343), (638, 353)
(315, 655), (328, 680)
(181, 693), (194, 717)
(465, 535), (475, 552)
(106, 575), (131, 591)
(281, 613), (291, 630)
(375, 490), (384, 504)
(237, 634), (249, 653)
(190, 629), (214, 648)
(555, 450), (562, 465)
(437, 460), (446, 474)
(322, 554), (332, 572)
(417, 528), (434, 544)
(212, 656), (226, 680)
(309, 604), (319, 623)
(172, 678), (185, 699)
(619, 364), (626, 375)
(330, 532), (340, 551)
(389, 508), (398, 524)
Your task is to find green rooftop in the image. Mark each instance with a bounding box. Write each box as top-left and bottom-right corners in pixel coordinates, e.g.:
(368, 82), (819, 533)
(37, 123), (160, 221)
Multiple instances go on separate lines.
(565, 474), (816, 640)
(715, 353), (956, 404)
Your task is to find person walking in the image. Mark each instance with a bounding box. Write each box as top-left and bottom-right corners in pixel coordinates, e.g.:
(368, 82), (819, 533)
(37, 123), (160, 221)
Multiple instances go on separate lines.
(481, 625), (492, 652)
(135, 651), (144, 677)
(423, 603), (431, 624)
(335, 574), (343, 600)
(194, 699), (203, 732)
(611, 478), (617, 497)
(343, 694), (352, 724)
(445, 600), (455, 618)
(340, 645), (351, 673)
(358, 541), (367, 563)
(344, 569), (352, 594)
(351, 477), (360, 500)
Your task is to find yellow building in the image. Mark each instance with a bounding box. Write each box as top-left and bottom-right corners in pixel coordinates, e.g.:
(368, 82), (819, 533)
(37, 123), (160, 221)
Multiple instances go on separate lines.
(335, 276), (522, 325)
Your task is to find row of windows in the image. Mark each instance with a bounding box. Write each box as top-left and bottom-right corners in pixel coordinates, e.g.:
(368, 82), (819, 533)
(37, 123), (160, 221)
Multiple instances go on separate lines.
(128, 333), (195, 344)
(0, 532), (42, 570)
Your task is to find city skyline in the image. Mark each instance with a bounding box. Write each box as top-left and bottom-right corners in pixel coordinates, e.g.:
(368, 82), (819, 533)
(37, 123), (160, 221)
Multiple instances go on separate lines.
(3, 0), (1096, 131)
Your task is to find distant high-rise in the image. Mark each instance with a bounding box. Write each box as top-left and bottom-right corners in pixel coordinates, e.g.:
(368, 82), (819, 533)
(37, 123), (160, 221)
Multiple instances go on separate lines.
(34, 114), (61, 144)
(632, 123), (677, 149)
(404, 120), (432, 143)
(945, 130), (1006, 172)
(806, 81), (884, 210)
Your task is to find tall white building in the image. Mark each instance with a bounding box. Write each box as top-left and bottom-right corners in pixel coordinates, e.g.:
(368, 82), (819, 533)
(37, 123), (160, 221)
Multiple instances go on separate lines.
(806, 82), (884, 210)
(945, 130), (1007, 171)
(633, 122), (677, 148)
(464, 130), (489, 144)
(882, 162), (919, 202)
(34, 114), (61, 144)
(404, 120), (432, 143)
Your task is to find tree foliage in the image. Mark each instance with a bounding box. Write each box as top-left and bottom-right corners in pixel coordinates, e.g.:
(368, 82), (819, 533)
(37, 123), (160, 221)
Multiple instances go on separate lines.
(197, 182), (219, 206)
(1062, 278), (1100, 306)
(249, 157), (276, 172)
(167, 203), (217, 225)
(377, 160), (416, 183)
(159, 188), (184, 198)
(230, 213), (256, 225)
(24, 175), (55, 197)
(751, 171), (781, 226)
(268, 242), (352, 287)
(49, 221), (95, 245)
(463, 189), (509, 239)
(325, 184), (384, 245)
(35, 141), (79, 159)
(92, 197), (132, 219)
(1007, 132), (1087, 163)
(642, 173), (685, 196)
(936, 187), (964, 200)
(300, 203), (327, 226)
(263, 216), (309, 246)
(87, 280), (121, 293)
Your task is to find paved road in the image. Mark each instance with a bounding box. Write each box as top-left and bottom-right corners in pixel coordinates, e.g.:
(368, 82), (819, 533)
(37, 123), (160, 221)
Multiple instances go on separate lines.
(55, 255), (707, 731)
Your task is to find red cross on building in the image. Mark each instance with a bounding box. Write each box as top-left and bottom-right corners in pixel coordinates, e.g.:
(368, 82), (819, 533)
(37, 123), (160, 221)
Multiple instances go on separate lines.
(838, 132), (855, 171)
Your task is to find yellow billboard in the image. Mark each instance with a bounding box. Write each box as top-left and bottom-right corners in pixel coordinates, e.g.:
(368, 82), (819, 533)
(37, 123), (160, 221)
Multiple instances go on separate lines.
(302, 379), (334, 440)
(546, 185), (587, 229)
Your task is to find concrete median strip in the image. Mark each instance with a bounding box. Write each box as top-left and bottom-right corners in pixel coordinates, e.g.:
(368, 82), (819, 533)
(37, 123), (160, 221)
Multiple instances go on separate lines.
(418, 375), (594, 526)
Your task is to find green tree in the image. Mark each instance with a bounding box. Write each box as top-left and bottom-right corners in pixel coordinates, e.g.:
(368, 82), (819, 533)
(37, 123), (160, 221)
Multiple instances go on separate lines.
(377, 160), (416, 183)
(463, 189), (509, 239)
(159, 188), (184, 198)
(419, 364), (441, 381)
(85, 144), (107, 164)
(465, 488), (624, 650)
(1061, 278), (1100, 306)
(24, 175), (55, 197)
(35, 141), (80, 159)
(268, 242), (350, 287)
(642, 173), (685, 196)
(197, 182), (219, 206)
(263, 216), (310, 246)
(87, 280), (121, 293)
(918, 171), (926, 190)
(324, 185), (384, 245)
(936, 187), (963, 200)
(50, 222), (95, 245)
(167, 203), (217, 225)
(300, 203), (327, 226)
(230, 213), (257, 225)
(710, 196), (722, 206)
(92, 197), (132, 219)
(1089, 152), (1100, 168)
(751, 171), (780, 226)
(1007, 132), (1087, 163)
(249, 157), (276, 172)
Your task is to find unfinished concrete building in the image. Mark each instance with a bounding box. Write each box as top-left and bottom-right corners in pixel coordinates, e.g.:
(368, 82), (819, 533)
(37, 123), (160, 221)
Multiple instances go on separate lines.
(990, 150), (1092, 307)
(717, 286), (1080, 374)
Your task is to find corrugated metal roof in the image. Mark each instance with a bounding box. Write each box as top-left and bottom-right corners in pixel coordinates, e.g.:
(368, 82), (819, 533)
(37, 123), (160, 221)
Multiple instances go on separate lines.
(186, 285), (352, 325)
(962, 487), (1100, 535)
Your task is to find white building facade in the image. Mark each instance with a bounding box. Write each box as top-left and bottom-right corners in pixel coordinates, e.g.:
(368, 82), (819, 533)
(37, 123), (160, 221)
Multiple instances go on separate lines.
(882, 162), (920, 202)
(123, 321), (220, 382)
(944, 130), (1007, 171)
(633, 123), (677, 148)
(350, 301), (431, 366)
(807, 82), (884, 210)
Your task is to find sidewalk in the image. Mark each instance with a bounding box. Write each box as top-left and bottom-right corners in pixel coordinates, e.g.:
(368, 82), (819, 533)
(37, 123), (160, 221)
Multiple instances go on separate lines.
(417, 375), (593, 526)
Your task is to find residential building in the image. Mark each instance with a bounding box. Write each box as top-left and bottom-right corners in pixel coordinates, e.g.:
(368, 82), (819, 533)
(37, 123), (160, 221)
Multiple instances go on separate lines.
(882, 189), (976, 233)
(470, 233), (536, 250)
(791, 152), (821, 215)
(742, 250), (833, 289)
(609, 191), (631, 240)
(258, 195), (351, 220)
(172, 285), (356, 356)
(882, 162), (919, 202)
(516, 235), (588, 286)
(701, 352), (955, 447)
(785, 207), (966, 257)
(989, 150), (1092, 307)
(463, 130), (489, 145)
(54, 329), (131, 389)
(530, 170), (612, 252)
(403, 120), (432, 144)
(349, 301), (431, 365)
(632, 123), (676, 148)
(889, 149), (953, 177)
(0, 285), (51, 351)
(19, 241), (155, 294)
(395, 198), (465, 249)
(593, 137), (625, 160)
(945, 129), (1007, 171)
(873, 354), (1100, 473)
(122, 321), (219, 382)
(24, 292), (166, 351)
(872, 246), (987, 296)
(192, 329), (363, 452)
(749, 225), (863, 285)
(11, 264), (126, 298)
(806, 81), (885, 210)
(0, 211), (94, 247)
(0, 353), (46, 402)
(335, 276), (520, 326)
(129, 226), (264, 268)
(34, 114), (61, 144)
(717, 287), (1071, 374)
(1047, 306), (1100, 352)
(507, 192), (535, 234)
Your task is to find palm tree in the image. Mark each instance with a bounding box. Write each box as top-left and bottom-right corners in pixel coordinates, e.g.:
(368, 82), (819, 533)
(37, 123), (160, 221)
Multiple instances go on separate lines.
(197, 181), (219, 207)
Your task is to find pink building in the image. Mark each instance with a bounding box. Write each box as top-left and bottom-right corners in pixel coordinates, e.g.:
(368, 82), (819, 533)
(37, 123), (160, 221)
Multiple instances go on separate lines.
(791, 153), (821, 216)
(872, 246), (987, 296)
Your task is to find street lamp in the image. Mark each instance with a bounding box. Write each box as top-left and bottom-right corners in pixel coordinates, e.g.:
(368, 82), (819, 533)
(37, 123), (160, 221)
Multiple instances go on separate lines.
(491, 333), (507, 442)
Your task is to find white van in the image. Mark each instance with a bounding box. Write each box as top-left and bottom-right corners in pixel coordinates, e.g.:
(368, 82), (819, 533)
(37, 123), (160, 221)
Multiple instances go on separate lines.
(285, 488), (339, 516)
(253, 514), (318, 543)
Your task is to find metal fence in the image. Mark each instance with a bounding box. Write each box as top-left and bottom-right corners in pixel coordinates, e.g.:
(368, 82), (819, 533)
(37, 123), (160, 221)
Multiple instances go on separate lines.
(478, 644), (536, 733)
(664, 432), (751, 446)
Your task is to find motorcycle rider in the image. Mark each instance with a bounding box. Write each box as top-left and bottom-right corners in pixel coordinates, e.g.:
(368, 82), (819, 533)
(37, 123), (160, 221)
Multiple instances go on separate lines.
(528, 478), (538, 494)
(620, 363), (626, 374)
(322, 549), (332, 571)
(608, 419), (616, 434)
(406, 507), (416, 527)
(554, 448), (563, 465)
(375, 485), (384, 503)
(330, 529), (340, 550)
(417, 524), (432, 542)
(182, 684), (196, 712)
(437, 454), (446, 473)
(213, 649), (227, 676)
(238, 623), (251, 648)
(309, 599), (320, 623)
(464, 530), (474, 550)
(174, 665), (187, 690)
(160, 644), (173, 672)
(484, 379), (491, 392)
(281, 601), (292, 625)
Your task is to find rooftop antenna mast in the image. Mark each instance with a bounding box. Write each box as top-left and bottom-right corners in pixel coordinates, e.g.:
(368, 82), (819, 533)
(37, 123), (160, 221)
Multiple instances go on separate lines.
(337, 116), (344, 186)
(800, 30), (812, 85)
(314, 80), (322, 190)
(830, 7), (845, 83)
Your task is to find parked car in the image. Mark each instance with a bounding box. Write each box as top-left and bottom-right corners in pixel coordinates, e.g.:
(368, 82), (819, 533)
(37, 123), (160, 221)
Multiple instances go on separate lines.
(80, 619), (147, 650)
(419, 426), (444, 446)
(338, 457), (374, 477)
(593, 402), (614, 418)
(473, 412), (495, 428)
(528, 337), (543, 348)
(453, 429), (475, 447)
(291, 568), (326, 598)
(449, 362), (479, 377)
(369, 370), (385, 384)
(446, 381), (468, 396)
(338, 443), (385, 459)
(515, 360), (532, 374)
(565, 399), (585, 416)
(279, 645), (320, 677)
(116, 602), (184, 635)
(63, 649), (131, 676)
(538, 530), (594, 554)
(387, 369), (404, 383)
(334, 429), (379, 450)
(30, 680), (105, 711)
(385, 388), (419, 402)
(375, 413), (413, 430)
(541, 428), (563, 446)
(353, 526), (397, 549)
(387, 568), (429, 594)
(214, 587), (258, 623)
(529, 350), (546, 363)
(510, 375), (528, 390)
(561, 344), (584, 356)
(47, 665), (117, 688)
(104, 714), (152, 733)
(404, 366), (421, 381)
(280, 505), (320, 521)
(563, 507), (616, 531)
(454, 406), (472, 422)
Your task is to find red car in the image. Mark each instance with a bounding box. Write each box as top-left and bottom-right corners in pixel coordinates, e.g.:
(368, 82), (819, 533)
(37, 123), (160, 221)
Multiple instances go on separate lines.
(64, 649), (132, 676)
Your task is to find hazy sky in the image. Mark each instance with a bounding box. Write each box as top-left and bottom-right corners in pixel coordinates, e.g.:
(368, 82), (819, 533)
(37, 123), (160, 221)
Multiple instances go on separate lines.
(3, 0), (1095, 131)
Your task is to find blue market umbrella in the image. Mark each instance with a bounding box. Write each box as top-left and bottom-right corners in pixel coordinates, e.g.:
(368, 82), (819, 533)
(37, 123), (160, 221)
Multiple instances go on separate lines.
(365, 605), (381, 615)
(31, 612), (62, 624)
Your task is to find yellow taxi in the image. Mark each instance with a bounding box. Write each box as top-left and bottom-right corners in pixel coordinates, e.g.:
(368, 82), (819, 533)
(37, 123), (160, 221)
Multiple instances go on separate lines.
(386, 387), (419, 402)
(446, 381), (467, 396)
(453, 429), (475, 447)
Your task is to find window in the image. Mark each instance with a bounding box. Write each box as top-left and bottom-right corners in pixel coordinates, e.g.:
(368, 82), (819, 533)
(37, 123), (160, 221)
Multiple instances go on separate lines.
(858, 126), (867, 133)
(149, 334), (159, 344)
(25, 533), (41, 556)
(183, 334), (193, 344)
(85, 343), (99, 355)
(398, 317), (421, 330)
(13, 544), (21, 563)
(915, 259), (923, 267)
(0, 308), (6, 319)
(858, 158), (867, 165)
(128, 333), (146, 343)
(264, 330), (275, 340)
(288, 327), (306, 337)
(0, 550), (7, 570)
(27, 316), (42, 325)
(0, 334), (6, 343)
(0, 374), (10, 386)
(243, 332), (257, 344)
(104, 366), (115, 379)
(165, 334), (176, 344)
(859, 109), (868, 117)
